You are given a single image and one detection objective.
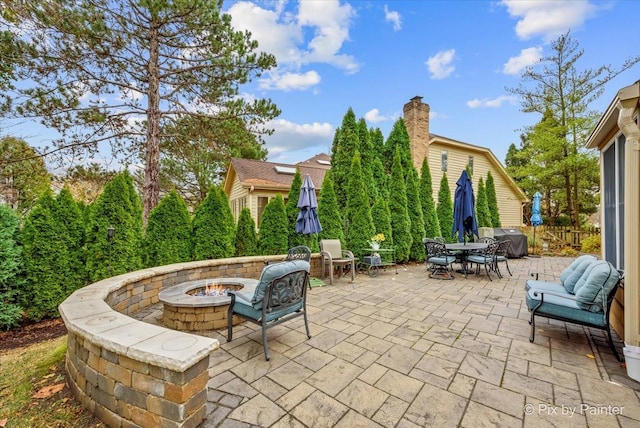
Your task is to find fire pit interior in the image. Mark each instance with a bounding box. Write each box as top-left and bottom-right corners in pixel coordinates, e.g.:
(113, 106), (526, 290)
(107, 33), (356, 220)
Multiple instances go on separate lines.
(186, 282), (244, 297)
(158, 277), (258, 331)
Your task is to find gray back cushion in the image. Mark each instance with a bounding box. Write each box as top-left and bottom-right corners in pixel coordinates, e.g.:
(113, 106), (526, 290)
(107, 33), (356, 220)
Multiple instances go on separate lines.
(252, 260), (310, 308)
(562, 255), (598, 294)
(573, 261), (620, 312)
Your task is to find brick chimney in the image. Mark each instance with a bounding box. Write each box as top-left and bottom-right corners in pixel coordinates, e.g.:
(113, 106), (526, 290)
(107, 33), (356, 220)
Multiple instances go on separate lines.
(403, 96), (430, 172)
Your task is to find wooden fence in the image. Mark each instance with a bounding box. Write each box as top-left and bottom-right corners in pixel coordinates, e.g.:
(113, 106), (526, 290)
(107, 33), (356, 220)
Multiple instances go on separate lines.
(518, 225), (601, 249)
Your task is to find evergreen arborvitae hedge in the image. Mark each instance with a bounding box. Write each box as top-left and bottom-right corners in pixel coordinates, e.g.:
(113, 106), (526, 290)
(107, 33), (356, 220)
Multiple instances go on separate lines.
(258, 194), (289, 255)
(389, 147), (412, 262)
(383, 119), (412, 174)
(345, 151), (375, 254)
(0, 204), (23, 330)
(235, 208), (258, 256)
(85, 171), (143, 282)
(358, 118), (378, 204)
(318, 171), (345, 245)
(331, 108), (360, 210)
(476, 177), (492, 228)
(371, 198), (392, 248)
(486, 171), (501, 227)
(406, 168), (426, 261)
(192, 187), (236, 260)
(419, 158), (441, 239)
(19, 192), (67, 321)
(55, 188), (86, 295)
(144, 191), (192, 267)
(437, 173), (454, 243)
(371, 157), (389, 200)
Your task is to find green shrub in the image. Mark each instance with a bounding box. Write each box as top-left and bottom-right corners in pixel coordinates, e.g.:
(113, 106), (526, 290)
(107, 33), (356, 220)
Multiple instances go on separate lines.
(559, 246), (580, 257)
(144, 191), (192, 267)
(235, 208), (258, 257)
(318, 171), (345, 245)
(258, 194), (289, 255)
(192, 186), (236, 260)
(437, 173), (454, 243)
(580, 235), (601, 254)
(0, 204), (23, 330)
(345, 151), (375, 254)
(388, 147), (412, 262)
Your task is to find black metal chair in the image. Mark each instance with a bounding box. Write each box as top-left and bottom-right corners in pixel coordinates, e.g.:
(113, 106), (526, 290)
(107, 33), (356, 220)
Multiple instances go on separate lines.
(424, 240), (456, 280)
(227, 260), (311, 361)
(494, 239), (512, 278)
(466, 241), (500, 281)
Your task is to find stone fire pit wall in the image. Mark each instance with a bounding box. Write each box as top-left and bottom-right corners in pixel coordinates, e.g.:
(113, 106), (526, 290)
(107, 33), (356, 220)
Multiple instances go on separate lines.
(59, 254), (322, 428)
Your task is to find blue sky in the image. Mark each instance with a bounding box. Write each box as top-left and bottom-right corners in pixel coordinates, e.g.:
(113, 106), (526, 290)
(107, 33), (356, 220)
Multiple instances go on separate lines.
(224, 0), (640, 166)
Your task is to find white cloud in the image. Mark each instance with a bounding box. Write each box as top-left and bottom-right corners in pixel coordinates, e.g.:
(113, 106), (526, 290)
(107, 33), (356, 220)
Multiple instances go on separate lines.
(364, 108), (387, 123)
(503, 46), (543, 75)
(466, 95), (518, 109)
(384, 5), (402, 31)
(426, 49), (456, 80)
(226, 1), (303, 64)
(265, 118), (334, 162)
(226, 0), (360, 86)
(500, 0), (598, 42)
(259, 70), (321, 91)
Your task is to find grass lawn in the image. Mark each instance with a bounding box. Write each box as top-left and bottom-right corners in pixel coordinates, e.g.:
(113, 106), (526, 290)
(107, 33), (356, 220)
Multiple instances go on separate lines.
(0, 335), (103, 427)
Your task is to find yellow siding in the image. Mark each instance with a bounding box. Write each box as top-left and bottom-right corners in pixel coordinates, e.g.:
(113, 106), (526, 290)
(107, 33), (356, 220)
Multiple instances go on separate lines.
(427, 142), (523, 228)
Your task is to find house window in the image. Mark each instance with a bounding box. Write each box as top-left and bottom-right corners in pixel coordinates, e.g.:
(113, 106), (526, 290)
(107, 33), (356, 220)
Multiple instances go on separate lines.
(468, 155), (474, 175)
(441, 151), (448, 171)
(602, 133), (625, 269)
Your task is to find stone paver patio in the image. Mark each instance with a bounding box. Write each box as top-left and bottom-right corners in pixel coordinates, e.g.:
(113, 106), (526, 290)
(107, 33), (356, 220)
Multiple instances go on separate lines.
(138, 256), (640, 427)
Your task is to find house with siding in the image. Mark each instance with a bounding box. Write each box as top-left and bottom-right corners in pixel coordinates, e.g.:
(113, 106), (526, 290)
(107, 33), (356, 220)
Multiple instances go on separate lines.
(223, 96), (527, 230)
(223, 154), (330, 227)
(404, 96), (528, 227)
(585, 81), (639, 347)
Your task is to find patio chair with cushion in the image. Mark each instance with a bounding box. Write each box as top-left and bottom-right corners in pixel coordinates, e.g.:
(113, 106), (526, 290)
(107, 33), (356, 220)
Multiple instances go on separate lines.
(494, 239), (512, 277)
(466, 241), (500, 281)
(319, 239), (356, 285)
(424, 240), (456, 280)
(227, 259), (311, 361)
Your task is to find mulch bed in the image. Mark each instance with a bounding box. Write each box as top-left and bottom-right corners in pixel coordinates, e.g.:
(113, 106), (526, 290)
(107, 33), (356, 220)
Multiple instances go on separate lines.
(0, 318), (67, 352)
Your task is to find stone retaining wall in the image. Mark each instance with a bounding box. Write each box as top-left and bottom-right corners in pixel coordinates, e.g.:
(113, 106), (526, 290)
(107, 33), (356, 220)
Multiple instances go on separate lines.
(59, 254), (323, 427)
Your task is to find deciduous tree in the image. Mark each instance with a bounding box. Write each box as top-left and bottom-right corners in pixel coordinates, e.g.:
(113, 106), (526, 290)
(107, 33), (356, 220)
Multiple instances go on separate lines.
(4, 0), (279, 221)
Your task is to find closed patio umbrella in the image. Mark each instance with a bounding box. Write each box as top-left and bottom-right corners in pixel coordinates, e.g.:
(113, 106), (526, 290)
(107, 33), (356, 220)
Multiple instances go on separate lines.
(296, 174), (322, 238)
(452, 170), (478, 243)
(530, 192), (543, 256)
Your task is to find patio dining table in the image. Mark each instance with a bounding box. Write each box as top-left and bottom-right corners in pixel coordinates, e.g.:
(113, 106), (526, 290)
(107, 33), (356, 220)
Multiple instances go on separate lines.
(445, 242), (489, 278)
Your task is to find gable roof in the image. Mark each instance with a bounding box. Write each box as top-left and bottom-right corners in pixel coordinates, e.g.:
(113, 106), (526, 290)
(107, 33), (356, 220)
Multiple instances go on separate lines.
(224, 155), (329, 195)
(429, 133), (528, 202)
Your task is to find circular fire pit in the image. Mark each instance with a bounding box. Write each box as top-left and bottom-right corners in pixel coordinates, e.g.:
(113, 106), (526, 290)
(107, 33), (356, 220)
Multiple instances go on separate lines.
(158, 277), (258, 331)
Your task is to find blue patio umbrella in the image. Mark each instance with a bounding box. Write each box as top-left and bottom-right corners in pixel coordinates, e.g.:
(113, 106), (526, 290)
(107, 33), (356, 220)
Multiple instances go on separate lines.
(296, 174), (322, 237)
(452, 170), (478, 243)
(530, 192), (543, 256)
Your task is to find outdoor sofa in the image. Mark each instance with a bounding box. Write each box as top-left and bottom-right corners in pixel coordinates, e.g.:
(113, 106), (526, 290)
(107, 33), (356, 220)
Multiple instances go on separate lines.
(526, 255), (624, 361)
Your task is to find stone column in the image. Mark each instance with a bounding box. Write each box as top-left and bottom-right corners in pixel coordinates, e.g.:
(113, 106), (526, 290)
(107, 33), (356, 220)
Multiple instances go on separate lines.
(617, 83), (640, 347)
(403, 96), (430, 172)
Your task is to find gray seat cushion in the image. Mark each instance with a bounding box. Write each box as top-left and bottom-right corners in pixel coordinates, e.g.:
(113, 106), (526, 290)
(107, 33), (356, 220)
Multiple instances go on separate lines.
(525, 280), (566, 294)
(573, 261), (620, 312)
(561, 255), (598, 293)
(525, 289), (608, 327)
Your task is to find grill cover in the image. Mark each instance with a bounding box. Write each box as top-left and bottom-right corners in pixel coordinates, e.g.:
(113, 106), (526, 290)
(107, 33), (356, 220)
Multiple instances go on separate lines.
(493, 228), (528, 258)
